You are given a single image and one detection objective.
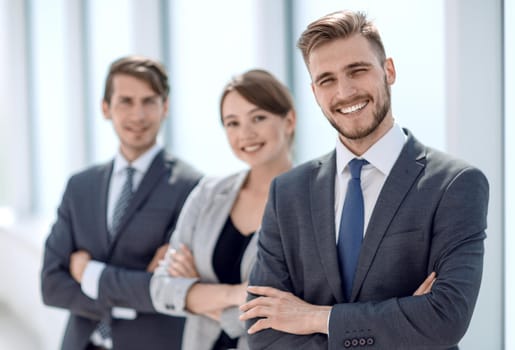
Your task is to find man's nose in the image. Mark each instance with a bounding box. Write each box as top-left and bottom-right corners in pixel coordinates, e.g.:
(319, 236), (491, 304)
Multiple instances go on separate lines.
(336, 77), (357, 99)
(130, 103), (146, 120)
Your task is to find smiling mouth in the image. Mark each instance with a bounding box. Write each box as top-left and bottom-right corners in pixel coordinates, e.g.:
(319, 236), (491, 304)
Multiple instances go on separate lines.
(242, 143), (264, 152)
(127, 126), (148, 133)
(336, 101), (368, 115)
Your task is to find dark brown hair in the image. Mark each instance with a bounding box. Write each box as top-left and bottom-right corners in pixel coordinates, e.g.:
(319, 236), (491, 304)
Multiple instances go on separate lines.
(297, 10), (386, 65)
(219, 69), (294, 123)
(103, 55), (169, 104)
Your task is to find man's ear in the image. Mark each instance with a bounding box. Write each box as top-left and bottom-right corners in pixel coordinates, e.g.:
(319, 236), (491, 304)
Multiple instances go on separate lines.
(102, 100), (111, 120)
(384, 58), (396, 85)
(162, 98), (169, 119)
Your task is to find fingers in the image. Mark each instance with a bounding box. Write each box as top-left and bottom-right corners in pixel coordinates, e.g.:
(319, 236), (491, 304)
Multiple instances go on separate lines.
(71, 250), (91, 260)
(179, 244), (194, 260)
(413, 271), (436, 296)
(167, 245), (199, 278)
(246, 285), (285, 298)
(247, 317), (271, 334)
(240, 296), (272, 314)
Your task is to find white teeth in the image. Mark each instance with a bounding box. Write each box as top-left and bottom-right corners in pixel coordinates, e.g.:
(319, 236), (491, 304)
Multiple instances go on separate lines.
(243, 144), (262, 152)
(340, 101), (367, 114)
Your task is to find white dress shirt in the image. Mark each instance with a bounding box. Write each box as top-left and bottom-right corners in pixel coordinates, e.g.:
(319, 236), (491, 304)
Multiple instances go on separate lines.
(334, 123), (407, 241)
(81, 143), (162, 318)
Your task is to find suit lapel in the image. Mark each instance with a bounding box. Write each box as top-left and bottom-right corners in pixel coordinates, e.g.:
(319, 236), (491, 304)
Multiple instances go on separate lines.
(109, 150), (168, 249)
(199, 171), (249, 282)
(94, 162), (113, 255)
(310, 151), (345, 302)
(351, 131), (427, 300)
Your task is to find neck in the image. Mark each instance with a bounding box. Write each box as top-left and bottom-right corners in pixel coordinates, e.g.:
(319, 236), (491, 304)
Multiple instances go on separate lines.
(340, 115), (394, 156)
(245, 157), (292, 194)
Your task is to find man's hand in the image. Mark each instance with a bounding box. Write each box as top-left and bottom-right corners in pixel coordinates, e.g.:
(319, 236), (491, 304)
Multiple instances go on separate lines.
(147, 243), (170, 272)
(167, 244), (199, 278)
(239, 286), (331, 335)
(413, 271), (436, 296)
(69, 250), (91, 283)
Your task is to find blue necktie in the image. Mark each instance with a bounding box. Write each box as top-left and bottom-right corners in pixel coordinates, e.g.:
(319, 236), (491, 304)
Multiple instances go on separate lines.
(338, 158), (368, 300)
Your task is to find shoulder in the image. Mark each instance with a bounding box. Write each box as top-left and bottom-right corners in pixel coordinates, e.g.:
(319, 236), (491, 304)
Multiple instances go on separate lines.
(195, 170), (247, 196)
(67, 162), (111, 187)
(406, 130), (488, 185)
(162, 153), (203, 181)
(275, 151), (335, 186)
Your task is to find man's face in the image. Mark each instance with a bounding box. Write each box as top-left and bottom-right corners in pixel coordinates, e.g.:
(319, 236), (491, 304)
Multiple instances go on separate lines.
(308, 35), (396, 152)
(102, 74), (168, 161)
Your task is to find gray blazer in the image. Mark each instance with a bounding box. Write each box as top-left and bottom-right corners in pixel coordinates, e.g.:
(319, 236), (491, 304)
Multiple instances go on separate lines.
(41, 151), (202, 350)
(151, 171), (257, 350)
(247, 130), (489, 350)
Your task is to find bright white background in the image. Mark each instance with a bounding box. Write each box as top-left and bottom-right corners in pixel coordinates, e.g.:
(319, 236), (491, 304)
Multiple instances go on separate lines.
(0, 1), (509, 349)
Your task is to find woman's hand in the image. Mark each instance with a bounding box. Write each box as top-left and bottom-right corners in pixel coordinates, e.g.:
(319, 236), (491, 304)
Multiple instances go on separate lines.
(147, 243), (170, 272)
(167, 244), (200, 278)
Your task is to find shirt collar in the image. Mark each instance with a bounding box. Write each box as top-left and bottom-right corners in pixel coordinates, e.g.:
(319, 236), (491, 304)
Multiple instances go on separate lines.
(113, 143), (163, 175)
(336, 123), (407, 176)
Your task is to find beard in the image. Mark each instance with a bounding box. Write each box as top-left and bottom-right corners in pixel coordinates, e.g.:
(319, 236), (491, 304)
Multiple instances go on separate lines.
(326, 77), (391, 141)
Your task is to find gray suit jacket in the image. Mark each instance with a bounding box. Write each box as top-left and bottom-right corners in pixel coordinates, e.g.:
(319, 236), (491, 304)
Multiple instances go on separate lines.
(248, 130), (489, 350)
(151, 171), (257, 350)
(41, 151), (202, 350)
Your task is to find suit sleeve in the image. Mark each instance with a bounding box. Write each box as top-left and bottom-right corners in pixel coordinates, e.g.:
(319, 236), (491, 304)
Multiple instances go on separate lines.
(94, 170), (201, 313)
(247, 179), (328, 348)
(149, 181), (204, 316)
(249, 168), (488, 349)
(329, 167), (489, 349)
(40, 179), (107, 320)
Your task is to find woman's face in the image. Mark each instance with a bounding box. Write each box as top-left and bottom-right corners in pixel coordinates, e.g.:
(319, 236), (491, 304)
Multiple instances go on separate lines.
(221, 91), (295, 168)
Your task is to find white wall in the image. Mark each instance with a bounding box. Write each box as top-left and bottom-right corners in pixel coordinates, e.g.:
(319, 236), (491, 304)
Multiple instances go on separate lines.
(504, 0), (514, 349)
(445, 1), (504, 348)
(0, 1), (508, 348)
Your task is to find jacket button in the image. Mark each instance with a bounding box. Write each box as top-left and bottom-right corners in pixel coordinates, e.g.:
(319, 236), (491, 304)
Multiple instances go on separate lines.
(351, 338), (359, 346)
(359, 337), (366, 346)
(366, 337), (374, 345)
(344, 339), (351, 348)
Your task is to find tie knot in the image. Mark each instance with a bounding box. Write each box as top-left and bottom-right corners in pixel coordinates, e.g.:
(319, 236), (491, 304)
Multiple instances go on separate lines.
(348, 158), (368, 179)
(125, 167), (135, 190)
(126, 166), (135, 178)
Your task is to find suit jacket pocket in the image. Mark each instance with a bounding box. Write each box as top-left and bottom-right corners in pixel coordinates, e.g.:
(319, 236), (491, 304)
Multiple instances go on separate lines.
(380, 229), (424, 247)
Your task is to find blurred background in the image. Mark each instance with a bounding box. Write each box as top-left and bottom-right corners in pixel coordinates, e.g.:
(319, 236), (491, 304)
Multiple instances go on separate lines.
(0, 0), (511, 349)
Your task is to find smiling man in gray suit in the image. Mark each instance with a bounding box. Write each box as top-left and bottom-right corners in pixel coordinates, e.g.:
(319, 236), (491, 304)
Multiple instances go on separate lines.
(240, 10), (489, 350)
(41, 56), (202, 350)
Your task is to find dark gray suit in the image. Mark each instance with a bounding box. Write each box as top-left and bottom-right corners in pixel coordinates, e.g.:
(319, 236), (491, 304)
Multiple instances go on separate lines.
(41, 150), (202, 350)
(248, 130), (489, 350)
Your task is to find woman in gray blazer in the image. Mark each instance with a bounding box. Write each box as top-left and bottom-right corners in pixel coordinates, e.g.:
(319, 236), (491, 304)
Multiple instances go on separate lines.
(150, 69), (296, 349)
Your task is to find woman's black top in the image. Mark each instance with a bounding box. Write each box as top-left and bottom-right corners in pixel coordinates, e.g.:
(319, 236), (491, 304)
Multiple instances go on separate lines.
(211, 216), (254, 350)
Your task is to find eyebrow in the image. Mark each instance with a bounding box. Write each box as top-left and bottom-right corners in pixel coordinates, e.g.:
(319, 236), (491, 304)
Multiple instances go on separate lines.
(346, 61), (373, 70)
(313, 61), (374, 84)
(222, 114), (236, 121)
(116, 93), (160, 100)
(222, 107), (263, 121)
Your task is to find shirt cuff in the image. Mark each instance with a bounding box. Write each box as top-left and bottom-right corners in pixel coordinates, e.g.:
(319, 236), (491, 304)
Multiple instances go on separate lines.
(327, 307), (333, 338)
(81, 260), (106, 299)
(112, 307), (137, 319)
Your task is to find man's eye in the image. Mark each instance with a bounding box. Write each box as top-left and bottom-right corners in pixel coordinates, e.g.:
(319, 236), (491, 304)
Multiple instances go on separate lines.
(351, 69), (367, 76)
(319, 78), (334, 86)
(144, 99), (158, 105)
